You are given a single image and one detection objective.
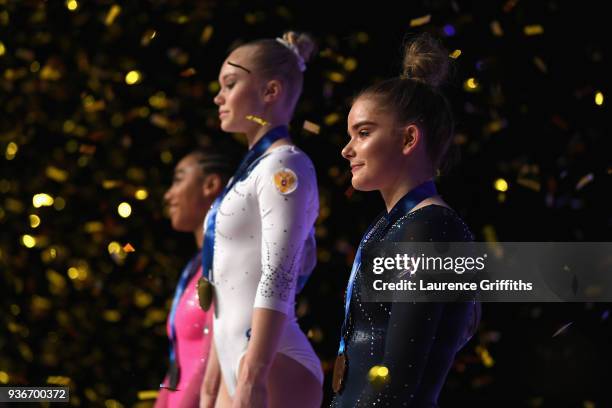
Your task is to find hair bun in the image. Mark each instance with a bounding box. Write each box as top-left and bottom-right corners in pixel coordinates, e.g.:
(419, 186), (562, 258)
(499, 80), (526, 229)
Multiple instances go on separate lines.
(282, 31), (317, 63)
(401, 33), (450, 88)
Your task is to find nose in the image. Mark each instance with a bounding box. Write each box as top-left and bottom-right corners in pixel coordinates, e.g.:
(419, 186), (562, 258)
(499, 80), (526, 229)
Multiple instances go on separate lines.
(213, 90), (224, 106)
(341, 138), (355, 160)
(163, 188), (172, 204)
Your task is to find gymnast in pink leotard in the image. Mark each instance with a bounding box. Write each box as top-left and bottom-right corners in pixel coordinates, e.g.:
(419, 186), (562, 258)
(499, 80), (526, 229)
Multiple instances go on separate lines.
(155, 149), (235, 408)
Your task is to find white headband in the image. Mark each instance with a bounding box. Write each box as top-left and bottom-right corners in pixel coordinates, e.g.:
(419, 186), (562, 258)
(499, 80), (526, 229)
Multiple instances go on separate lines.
(275, 37), (306, 72)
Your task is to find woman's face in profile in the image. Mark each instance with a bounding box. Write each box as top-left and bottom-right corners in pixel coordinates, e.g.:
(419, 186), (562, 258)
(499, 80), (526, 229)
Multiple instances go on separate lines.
(342, 96), (406, 192)
(214, 46), (266, 134)
(164, 154), (209, 232)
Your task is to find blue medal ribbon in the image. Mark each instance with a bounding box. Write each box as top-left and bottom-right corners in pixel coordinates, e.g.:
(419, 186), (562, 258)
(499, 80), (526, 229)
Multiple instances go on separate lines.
(201, 125), (290, 283)
(163, 252), (201, 389)
(337, 180), (438, 355)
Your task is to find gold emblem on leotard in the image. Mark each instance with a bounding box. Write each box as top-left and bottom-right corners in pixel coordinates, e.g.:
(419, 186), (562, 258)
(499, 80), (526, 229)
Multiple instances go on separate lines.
(332, 353), (347, 394)
(197, 276), (214, 311)
(273, 168), (298, 195)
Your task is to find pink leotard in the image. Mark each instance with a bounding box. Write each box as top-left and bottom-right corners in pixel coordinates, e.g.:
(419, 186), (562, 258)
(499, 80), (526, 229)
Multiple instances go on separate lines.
(161, 265), (214, 407)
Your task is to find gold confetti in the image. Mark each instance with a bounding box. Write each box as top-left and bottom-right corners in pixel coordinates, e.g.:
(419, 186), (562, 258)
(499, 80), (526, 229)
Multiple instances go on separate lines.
(0, 41), (6, 57)
(6, 198), (25, 213)
(245, 115), (269, 126)
(103, 310), (121, 322)
(125, 70), (141, 85)
(533, 56), (548, 73)
(449, 49), (462, 59)
(105, 399), (124, 408)
(327, 72), (345, 83)
(117, 202), (132, 218)
(475, 345), (495, 367)
(102, 180), (122, 189)
(303, 120), (321, 134)
(180, 67), (197, 77)
(46, 166), (68, 182)
(200, 25), (214, 43)
(141, 29), (156, 46)
(494, 178), (508, 192)
(490, 20), (504, 36)
(503, 0), (518, 13)
(576, 173), (594, 190)
(29, 214), (41, 228)
(367, 365), (390, 389)
(324, 113), (341, 126)
(47, 376), (71, 386)
(410, 14), (431, 27)
(123, 243), (135, 252)
(306, 327), (324, 342)
(150, 113), (170, 129)
(484, 119), (507, 134)
(594, 91), (604, 106)
(84, 221), (104, 233)
(33, 193), (54, 208)
(137, 391), (159, 400)
(39, 64), (61, 80)
(463, 77), (480, 92)
(516, 178), (541, 192)
(79, 144), (97, 154)
(343, 58), (357, 72)
(105, 5), (121, 26)
(134, 290), (152, 308)
(22, 234), (36, 248)
(65, 0), (78, 11)
(5, 142), (17, 160)
(134, 189), (148, 200)
(524, 25), (544, 36)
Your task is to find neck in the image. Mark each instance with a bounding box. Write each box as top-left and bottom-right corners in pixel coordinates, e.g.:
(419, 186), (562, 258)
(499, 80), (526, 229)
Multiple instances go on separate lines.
(379, 174), (434, 213)
(246, 120), (288, 149)
(194, 223), (204, 249)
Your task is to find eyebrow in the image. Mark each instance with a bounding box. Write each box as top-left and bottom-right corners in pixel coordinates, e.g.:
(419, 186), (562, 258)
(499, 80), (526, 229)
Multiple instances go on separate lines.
(350, 120), (377, 131)
(227, 61), (251, 73)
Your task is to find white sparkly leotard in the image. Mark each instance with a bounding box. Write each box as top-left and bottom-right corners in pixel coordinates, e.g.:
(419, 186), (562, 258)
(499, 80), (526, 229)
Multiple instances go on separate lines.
(208, 144), (323, 395)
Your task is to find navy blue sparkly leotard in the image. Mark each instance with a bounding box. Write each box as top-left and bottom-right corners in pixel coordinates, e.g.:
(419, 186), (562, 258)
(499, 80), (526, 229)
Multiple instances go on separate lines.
(331, 205), (480, 408)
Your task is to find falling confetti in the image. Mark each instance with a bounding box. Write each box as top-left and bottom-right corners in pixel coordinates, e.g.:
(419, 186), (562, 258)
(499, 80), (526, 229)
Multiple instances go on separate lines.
(409, 14), (431, 27)
(303, 120), (321, 134)
(245, 115), (269, 126)
(552, 322), (573, 337)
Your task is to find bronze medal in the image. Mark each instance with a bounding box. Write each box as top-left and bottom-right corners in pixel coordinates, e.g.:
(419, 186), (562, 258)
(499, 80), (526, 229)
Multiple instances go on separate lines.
(197, 277), (214, 311)
(332, 353), (347, 394)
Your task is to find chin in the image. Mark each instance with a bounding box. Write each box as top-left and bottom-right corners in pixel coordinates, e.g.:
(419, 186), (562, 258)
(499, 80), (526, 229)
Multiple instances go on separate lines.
(351, 179), (373, 192)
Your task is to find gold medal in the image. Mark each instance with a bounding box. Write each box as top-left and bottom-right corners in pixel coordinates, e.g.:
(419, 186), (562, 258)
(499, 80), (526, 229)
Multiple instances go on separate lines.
(197, 277), (214, 311)
(332, 353), (347, 394)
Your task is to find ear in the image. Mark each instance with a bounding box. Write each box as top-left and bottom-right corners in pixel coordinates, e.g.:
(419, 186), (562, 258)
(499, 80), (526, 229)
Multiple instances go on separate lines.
(262, 79), (282, 103)
(400, 124), (421, 156)
(202, 174), (223, 199)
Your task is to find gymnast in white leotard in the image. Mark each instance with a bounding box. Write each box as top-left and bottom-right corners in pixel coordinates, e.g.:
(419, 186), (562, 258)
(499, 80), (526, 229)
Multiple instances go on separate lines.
(199, 31), (323, 408)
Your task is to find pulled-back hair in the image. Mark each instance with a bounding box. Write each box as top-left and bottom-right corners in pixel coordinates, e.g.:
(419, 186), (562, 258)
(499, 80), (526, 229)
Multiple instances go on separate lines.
(240, 31), (316, 113)
(357, 33), (454, 172)
(190, 149), (237, 185)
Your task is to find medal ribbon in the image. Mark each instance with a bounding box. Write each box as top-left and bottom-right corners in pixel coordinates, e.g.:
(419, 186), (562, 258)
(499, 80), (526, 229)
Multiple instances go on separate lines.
(201, 125), (290, 282)
(337, 180), (438, 355)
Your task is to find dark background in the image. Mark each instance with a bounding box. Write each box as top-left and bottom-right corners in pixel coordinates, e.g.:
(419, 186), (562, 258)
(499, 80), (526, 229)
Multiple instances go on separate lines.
(1, 0), (610, 407)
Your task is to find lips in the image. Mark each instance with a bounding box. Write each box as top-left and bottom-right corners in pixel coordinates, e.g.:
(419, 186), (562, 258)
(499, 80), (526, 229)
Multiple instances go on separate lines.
(350, 163), (364, 172)
(219, 111), (229, 118)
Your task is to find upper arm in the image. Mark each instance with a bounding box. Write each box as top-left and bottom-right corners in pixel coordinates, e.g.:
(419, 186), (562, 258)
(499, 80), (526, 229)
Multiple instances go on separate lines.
(253, 152), (318, 314)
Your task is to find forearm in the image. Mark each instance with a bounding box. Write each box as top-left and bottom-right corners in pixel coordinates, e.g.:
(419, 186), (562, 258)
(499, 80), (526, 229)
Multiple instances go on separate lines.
(239, 307), (286, 383)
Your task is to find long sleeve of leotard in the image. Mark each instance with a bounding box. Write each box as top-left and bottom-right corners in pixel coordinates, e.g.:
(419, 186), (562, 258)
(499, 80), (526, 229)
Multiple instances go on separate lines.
(253, 149), (318, 315)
